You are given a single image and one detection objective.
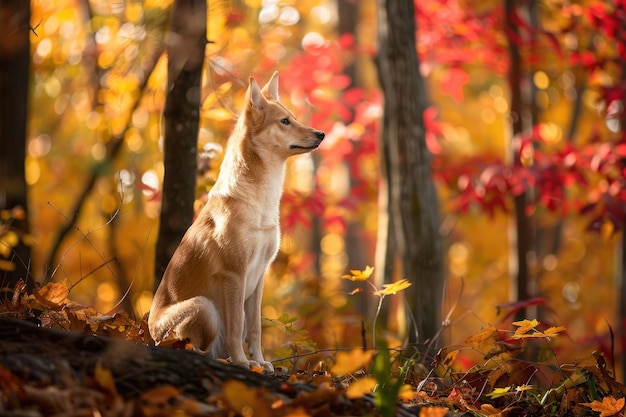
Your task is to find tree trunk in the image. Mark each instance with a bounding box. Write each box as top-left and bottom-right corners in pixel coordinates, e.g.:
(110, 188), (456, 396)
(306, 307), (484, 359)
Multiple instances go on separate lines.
(618, 58), (626, 382)
(376, 0), (445, 352)
(153, 0), (207, 290)
(505, 0), (533, 321)
(0, 0), (34, 293)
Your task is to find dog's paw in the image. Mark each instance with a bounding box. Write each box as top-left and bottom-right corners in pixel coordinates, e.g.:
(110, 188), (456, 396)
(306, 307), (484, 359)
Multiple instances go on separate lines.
(231, 359), (274, 373)
(260, 360), (274, 373)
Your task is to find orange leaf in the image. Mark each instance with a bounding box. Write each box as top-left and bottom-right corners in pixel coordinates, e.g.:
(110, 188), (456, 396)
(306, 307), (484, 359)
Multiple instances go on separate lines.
(34, 281), (69, 310)
(582, 396), (625, 417)
(479, 404), (503, 416)
(419, 406), (450, 417)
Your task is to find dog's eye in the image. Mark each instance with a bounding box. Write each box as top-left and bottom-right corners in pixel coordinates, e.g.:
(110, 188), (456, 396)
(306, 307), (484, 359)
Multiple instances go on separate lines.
(280, 118), (290, 125)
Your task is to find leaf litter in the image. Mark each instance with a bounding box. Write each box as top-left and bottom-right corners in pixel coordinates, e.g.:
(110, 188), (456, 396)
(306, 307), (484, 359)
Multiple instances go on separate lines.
(1, 279), (625, 416)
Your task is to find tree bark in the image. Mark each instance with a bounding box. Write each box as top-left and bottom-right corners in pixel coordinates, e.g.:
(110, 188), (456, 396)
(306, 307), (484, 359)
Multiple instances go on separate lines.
(376, 0), (445, 352)
(505, 0), (533, 321)
(153, 0), (207, 290)
(0, 0), (34, 293)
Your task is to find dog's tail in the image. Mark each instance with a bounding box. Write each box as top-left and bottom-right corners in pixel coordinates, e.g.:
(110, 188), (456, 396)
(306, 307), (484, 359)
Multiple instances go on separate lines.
(148, 296), (224, 356)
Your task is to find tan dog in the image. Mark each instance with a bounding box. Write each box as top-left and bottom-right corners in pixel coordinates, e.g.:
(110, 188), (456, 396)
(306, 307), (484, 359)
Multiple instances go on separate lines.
(148, 72), (324, 371)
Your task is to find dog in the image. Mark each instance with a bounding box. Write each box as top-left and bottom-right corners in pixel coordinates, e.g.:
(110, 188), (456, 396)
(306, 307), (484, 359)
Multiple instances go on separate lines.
(148, 72), (325, 372)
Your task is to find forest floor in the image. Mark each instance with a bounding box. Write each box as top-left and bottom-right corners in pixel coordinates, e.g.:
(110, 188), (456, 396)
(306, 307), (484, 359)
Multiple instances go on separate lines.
(1, 281), (624, 417)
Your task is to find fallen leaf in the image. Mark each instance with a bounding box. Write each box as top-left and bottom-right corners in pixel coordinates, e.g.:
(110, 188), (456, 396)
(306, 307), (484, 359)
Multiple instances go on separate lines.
(582, 396), (625, 417)
(33, 281), (69, 310)
(487, 386), (511, 399)
(480, 403), (504, 416)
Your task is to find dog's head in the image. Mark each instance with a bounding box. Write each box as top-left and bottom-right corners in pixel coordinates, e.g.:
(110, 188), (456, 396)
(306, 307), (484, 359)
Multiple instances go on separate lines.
(244, 72), (325, 159)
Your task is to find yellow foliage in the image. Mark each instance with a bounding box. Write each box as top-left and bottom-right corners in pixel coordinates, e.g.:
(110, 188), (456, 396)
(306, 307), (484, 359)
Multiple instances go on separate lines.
(346, 376), (376, 399)
(341, 265), (374, 281)
(331, 348), (375, 375)
(373, 279), (412, 296)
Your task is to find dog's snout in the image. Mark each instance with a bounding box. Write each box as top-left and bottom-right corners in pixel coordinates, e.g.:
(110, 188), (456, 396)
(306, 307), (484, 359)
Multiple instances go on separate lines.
(315, 131), (325, 140)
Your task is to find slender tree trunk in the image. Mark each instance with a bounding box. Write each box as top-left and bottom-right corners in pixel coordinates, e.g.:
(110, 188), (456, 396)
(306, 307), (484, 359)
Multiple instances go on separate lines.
(0, 0), (34, 293)
(376, 0), (445, 352)
(618, 58), (626, 382)
(505, 0), (533, 321)
(153, 0), (207, 290)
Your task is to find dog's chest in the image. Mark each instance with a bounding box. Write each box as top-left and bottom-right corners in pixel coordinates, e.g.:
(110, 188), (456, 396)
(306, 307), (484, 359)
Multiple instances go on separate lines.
(244, 226), (279, 299)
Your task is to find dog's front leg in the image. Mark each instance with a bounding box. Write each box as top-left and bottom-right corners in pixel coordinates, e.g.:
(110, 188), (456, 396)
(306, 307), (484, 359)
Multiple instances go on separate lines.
(245, 277), (274, 372)
(218, 275), (250, 368)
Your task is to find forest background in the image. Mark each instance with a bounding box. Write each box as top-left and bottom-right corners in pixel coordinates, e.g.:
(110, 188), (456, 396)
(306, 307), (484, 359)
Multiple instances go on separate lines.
(1, 0), (626, 382)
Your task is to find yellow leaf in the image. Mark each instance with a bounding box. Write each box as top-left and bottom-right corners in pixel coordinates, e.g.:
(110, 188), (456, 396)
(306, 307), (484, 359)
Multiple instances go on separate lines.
(487, 386), (511, 399)
(373, 279), (412, 296)
(465, 325), (498, 352)
(331, 348), (375, 375)
(582, 396), (625, 417)
(543, 326), (567, 337)
(398, 384), (417, 403)
(511, 331), (546, 340)
(346, 376), (376, 399)
(342, 265), (374, 281)
(512, 319), (539, 332)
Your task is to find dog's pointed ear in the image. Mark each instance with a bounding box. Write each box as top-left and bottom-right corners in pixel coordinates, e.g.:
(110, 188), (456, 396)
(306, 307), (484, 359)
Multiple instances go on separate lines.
(248, 76), (266, 109)
(262, 71), (279, 101)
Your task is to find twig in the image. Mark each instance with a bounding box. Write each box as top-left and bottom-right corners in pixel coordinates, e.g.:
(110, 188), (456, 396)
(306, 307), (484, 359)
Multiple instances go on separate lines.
(68, 258), (118, 291)
(106, 228), (152, 316)
(44, 201), (120, 284)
